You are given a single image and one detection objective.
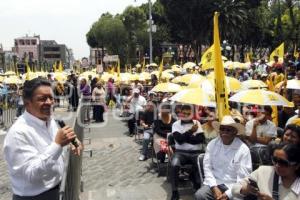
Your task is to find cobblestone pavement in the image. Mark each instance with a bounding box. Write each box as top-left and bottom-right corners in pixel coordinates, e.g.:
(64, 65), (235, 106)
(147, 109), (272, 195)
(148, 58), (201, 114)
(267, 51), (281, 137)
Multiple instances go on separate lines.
(0, 107), (75, 200)
(80, 111), (194, 200)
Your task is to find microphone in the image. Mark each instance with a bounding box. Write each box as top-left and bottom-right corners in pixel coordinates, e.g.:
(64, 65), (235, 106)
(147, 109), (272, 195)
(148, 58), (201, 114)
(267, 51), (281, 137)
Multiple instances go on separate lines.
(57, 120), (79, 148)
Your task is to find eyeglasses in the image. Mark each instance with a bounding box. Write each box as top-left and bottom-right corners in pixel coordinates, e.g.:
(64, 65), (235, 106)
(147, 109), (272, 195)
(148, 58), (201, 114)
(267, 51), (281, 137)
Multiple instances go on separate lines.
(35, 96), (54, 103)
(272, 156), (297, 167)
(219, 126), (236, 133)
(181, 112), (191, 116)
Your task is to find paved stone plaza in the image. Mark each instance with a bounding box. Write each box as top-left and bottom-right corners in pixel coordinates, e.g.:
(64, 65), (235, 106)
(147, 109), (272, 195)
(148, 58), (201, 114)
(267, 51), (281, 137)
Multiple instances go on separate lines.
(0, 109), (195, 200)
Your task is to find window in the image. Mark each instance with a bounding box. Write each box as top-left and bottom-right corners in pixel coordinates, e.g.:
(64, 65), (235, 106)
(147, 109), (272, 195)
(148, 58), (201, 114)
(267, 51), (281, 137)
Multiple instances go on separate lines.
(44, 54), (61, 59)
(26, 40), (30, 45)
(19, 40), (25, 45)
(44, 47), (60, 52)
(31, 40), (37, 45)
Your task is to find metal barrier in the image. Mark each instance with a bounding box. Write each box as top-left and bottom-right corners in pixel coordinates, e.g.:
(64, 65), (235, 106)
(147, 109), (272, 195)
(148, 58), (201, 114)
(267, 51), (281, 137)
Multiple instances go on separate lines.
(59, 100), (85, 200)
(0, 90), (18, 130)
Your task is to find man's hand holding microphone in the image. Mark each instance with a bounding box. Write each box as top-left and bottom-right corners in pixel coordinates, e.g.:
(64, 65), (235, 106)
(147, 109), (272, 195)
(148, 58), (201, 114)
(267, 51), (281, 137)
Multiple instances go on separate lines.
(56, 120), (83, 156)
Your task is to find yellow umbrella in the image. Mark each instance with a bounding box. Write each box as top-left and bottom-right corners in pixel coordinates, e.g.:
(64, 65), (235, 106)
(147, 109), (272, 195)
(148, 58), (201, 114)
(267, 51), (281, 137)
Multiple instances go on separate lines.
(130, 74), (140, 81)
(151, 71), (174, 80)
(149, 63), (158, 67)
(229, 89), (290, 106)
(222, 56), (228, 61)
(171, 65), (182, 72)
(2, 76), (23, 84)
(163, 69), (173, 74)
(4, 71), (16, 76)
(151, 83), (182, 93)
(275, 79), (300, 90)
(241, 80), (268, 90)
(172, 74), (205, 85)
(170, 88), (216, 107)
(100, 72), (115, 82)
(183, 62), (196, 69)
(188, 77), (241, 93)
(80, 71), (98, 79)
(139, 72), (151, 80)
(202, 73), (241, 92)
(53, 72), (67, 82)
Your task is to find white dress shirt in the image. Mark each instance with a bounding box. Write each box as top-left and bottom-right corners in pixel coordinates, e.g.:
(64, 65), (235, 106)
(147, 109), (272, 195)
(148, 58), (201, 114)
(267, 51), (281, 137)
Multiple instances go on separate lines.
(3, 111), (64, 196)
(129, 95), (147, 113)
(203, 137), (252, 199)
(245, 119), (277, 146)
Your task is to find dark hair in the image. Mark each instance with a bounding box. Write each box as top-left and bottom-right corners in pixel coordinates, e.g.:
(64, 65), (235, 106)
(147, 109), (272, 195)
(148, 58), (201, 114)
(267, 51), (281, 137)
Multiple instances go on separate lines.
(284, 124), (300, 144)
(23, 78), (51, 101)
(263, 105), (273, 115)
(272, 143), (300, 177)
(181, 104), (192, 111)
(283, 144), (300, 176)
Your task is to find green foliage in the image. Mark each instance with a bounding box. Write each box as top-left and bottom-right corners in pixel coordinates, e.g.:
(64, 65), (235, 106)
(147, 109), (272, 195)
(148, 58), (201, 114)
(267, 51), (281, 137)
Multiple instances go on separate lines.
(86, 0), (300, 63)
(86, 13), (128, 63)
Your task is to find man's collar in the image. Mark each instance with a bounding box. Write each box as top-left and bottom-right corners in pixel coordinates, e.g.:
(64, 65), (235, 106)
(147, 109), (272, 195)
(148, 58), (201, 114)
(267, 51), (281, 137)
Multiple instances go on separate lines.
(181, 120), (193, 125)
(23, 110), (51, 127)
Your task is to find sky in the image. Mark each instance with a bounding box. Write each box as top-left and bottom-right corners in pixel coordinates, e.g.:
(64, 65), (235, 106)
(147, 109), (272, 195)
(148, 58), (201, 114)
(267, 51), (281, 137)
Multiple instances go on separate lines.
(0, 0), (149, 59)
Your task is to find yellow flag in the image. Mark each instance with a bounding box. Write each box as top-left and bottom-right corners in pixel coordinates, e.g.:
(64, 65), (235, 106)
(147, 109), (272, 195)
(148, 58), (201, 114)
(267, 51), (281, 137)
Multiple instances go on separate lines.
(142, 57), (146, 72)
(117, 59), (120, 78)
(294, 45), (299, 59)
(201, 45), (214, 70)
(58, 61), (63, 72)
(25, 62), (31, 80)
(213, 12), (230, 121)
(245, 53), (251, 63)
(158, 58), (164, 82)
(53, 62), (57, 72)
(270, 42), (284, 62)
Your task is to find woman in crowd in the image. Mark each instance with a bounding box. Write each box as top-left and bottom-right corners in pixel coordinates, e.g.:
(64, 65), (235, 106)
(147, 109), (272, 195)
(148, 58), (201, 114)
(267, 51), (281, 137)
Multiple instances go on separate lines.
(232, 143), (300, 200)
(92, 81), (106, 122)
(153, 104), (176, 163)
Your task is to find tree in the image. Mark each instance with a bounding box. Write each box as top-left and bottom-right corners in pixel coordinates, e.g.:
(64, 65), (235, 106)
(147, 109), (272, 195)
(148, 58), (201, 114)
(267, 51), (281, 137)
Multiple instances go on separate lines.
(86, 13), (128, 64)
(121, 6), (148, 64)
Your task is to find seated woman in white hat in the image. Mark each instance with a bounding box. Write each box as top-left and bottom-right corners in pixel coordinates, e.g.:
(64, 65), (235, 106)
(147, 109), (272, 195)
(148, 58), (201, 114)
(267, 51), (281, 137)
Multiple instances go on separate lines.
(195, 115), (252, 200)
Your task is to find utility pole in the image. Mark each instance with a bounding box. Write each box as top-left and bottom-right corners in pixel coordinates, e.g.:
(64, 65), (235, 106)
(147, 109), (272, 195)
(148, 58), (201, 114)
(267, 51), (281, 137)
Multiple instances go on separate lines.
(148, 0), (153, 63)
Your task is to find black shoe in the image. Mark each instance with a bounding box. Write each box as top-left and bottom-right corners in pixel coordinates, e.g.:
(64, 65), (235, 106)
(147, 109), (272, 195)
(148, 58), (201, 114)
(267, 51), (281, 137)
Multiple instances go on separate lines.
(171, 191), (179, 200)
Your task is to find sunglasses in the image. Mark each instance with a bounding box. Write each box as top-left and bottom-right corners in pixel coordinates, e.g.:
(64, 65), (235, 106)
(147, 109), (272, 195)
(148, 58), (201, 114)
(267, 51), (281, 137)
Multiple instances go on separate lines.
(181, 112), (191, 116)
(219, 126), (236, 133)
(272, 156), (297, 167)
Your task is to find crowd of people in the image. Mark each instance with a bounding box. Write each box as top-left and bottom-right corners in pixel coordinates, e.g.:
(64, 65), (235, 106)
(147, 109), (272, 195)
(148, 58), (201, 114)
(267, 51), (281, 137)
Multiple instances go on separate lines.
(2, 53), (300, 200)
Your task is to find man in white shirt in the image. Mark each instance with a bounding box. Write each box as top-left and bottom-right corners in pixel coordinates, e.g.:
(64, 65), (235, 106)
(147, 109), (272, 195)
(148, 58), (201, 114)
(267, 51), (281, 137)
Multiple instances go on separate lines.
(3, 78), (82, 200)
(244, 106), (277, 146)
(127, 88), (147, 136)
(170, 105), (205, 200)
(195, 115), (252, 200)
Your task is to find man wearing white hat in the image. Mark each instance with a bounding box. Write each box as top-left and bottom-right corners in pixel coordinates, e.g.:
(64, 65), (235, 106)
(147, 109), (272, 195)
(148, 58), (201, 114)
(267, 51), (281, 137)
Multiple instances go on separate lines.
(195, 115), (252, 200)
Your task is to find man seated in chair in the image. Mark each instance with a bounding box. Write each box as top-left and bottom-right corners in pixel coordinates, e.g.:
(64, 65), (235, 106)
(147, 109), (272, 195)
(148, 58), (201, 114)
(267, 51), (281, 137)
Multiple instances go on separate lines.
(195, 115), (252, 200)
(170, 105), (205, 200)
(127, 88), (147, 136)
(138, 101), (155, 161)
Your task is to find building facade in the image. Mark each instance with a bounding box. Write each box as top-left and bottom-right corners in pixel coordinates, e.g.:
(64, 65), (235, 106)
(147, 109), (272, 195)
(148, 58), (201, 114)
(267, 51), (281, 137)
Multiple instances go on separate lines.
(14, 35), (40, 62)
(39, 40), (70, 70)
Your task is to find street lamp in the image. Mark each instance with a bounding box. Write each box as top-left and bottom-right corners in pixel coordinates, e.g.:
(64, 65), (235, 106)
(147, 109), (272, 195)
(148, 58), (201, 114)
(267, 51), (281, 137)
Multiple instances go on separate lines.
(135, 0), (154, 63)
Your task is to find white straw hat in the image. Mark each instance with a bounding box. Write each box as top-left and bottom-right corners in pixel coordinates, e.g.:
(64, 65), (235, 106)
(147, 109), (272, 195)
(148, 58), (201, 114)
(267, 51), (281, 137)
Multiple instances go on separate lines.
(212, 115), (245, 135)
